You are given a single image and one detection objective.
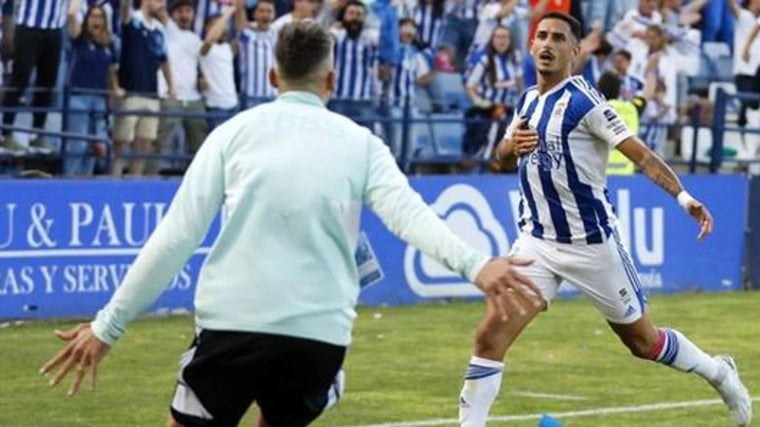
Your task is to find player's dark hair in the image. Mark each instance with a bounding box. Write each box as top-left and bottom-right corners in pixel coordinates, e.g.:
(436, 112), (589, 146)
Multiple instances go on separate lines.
(615, 49), (632, 62)
(275, 20), (333, 82)
(597, 71), (621, 100)
(537, 12), (583, 43)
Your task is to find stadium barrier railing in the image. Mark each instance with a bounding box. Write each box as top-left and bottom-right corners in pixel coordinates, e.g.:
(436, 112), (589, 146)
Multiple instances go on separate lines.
(1, 86), (759, 176)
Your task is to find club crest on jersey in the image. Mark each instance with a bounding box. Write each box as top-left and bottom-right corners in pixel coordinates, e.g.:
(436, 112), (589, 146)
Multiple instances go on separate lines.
(553, 101), (567, 116)
(528, 137), (563, 171)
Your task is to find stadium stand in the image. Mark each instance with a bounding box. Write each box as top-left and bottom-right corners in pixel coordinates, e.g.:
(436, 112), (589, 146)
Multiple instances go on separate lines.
(0, 0), (759, 176)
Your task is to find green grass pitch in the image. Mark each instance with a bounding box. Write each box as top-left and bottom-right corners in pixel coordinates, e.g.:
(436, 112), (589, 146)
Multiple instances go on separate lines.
(0, 291), (757, 426)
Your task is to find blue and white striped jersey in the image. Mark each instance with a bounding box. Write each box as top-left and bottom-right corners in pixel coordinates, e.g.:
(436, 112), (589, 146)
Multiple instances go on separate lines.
(238, 26), (277, 102)
(445, 0), (479, 20)
(619, 74), (644, 101)
(413, 3), (442, 46)
(193, 0), (221, 35)
(16, 0), (66, 29)
(639, 100), (674, 156)
(331, 28), (379, 101)
(506, 76), (635, 244)
(389, 44), (430, 107)
(465, 48), (523, 106)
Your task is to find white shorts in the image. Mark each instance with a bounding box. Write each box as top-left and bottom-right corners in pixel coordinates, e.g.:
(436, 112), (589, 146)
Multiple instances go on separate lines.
(509, 230), (647, 324)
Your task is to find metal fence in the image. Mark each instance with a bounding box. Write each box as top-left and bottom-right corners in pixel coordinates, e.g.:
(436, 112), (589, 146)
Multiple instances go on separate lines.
(1, 86), (759, 176)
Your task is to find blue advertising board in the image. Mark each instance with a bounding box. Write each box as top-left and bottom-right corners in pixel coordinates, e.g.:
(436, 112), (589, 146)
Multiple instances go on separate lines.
(0, 175), (748, 319)
(358, 174), (748, 306)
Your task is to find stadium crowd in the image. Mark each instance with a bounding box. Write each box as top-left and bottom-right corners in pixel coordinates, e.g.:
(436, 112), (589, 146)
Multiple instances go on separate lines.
(0, 0), (758, 176)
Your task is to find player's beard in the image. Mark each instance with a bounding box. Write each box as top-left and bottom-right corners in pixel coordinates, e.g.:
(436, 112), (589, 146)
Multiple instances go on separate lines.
(344, 21), (363, 39)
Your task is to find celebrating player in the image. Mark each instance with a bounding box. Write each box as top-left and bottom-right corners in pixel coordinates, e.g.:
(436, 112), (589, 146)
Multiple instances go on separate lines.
(457, 12), (752, 427)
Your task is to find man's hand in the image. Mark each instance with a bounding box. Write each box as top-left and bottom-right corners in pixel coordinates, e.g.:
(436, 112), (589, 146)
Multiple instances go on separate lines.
(474, 257), (543, 321)
(685, 199), (714, 241)
(39, 323), (110, 397)
(497, 116), (537, 158)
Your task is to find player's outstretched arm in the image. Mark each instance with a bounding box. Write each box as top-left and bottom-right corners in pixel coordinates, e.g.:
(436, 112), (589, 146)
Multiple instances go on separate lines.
(617, 136), (714, 240)
(363, 135), (543, 319)
(39, 124), (230, 396)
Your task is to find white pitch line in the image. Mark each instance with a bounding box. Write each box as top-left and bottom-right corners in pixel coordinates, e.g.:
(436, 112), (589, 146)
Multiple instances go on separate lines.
(511, 391), (589, 401)
(337, 397), (760, 427)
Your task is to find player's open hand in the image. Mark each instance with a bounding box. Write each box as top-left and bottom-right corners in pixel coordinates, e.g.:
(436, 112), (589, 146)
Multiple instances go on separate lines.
(685, 199), (714, 241)
(39, 323), (110, 397)
(510, 117), (538, 156)
(474, 257), (543, 321)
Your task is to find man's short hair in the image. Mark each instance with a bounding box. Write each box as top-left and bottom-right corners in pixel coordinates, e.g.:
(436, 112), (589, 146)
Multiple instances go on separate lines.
(597, 72), (621, 100)
(255, 0), (275, 8)
(537, 12), (583, 43)
(275, 21), (333, 82)
(170, 0), (193, 12)
(399, 17), (416, 27)
(615, 49), (633, 62)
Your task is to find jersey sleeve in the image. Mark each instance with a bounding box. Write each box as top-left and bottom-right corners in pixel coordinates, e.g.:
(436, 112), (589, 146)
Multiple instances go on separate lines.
(415, 52), (431, 77)
(363, 134), (489, 283)
(90, 121), (228, 345)
(584, 104), (635, 148)
(465, 57), (485, 88)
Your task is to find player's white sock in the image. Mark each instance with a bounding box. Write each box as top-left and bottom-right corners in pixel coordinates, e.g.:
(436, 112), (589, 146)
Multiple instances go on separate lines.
(649, 328), (722, 383)
(459, 356), (504, 427)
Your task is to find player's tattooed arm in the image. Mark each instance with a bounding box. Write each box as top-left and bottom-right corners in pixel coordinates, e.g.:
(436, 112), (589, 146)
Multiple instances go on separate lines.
(617, 136), (684, 198)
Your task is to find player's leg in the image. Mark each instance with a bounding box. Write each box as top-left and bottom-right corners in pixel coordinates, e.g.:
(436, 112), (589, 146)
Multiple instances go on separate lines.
(111, 97), (138, 177)
(458, 235), (559, 427)
(565, 230), (751, 426)
(168, 329), (266, 427)
(255, 336), (346, 427)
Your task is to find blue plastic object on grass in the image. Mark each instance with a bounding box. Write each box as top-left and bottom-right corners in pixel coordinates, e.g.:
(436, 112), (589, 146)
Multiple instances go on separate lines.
(537, 414), (565, 427)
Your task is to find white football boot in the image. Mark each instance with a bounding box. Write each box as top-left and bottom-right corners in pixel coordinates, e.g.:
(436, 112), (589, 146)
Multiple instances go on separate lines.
(711, 355), (752, 426)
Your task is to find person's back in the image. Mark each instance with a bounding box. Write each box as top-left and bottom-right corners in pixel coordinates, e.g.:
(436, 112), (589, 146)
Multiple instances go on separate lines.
(194, 94), (381, 344)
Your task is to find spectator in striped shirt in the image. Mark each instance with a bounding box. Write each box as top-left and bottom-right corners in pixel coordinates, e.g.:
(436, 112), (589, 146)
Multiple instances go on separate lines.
(0, 0), (67, 154)
(611, 49), (644, 101)
(639, 71), (674, 158)
(462, 25), (522, 158)
(329, 0), (378, 128)
(235, 0), (277, 107)
(410, 0), (443, 47)
(383, 18), (433, 157)
(192, 0), (221, 35)
(438, 0), (480, 70)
